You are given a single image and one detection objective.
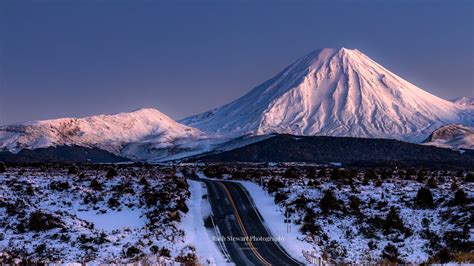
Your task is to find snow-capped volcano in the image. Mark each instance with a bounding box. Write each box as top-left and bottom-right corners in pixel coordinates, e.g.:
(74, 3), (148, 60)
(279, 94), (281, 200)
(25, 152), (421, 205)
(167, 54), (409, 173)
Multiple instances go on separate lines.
(181, 48), (472, 142)
(0, 108), (203, 155)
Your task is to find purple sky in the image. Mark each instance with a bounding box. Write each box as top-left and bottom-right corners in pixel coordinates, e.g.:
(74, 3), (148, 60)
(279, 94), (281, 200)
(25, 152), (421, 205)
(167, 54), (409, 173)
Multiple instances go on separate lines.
(1, 0), (473, 125)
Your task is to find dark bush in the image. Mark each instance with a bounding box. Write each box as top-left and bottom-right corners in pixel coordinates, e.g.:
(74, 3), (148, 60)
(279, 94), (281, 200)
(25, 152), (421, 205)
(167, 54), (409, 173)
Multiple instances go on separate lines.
(50, 181), (70, 191)
(319, 190), (340, 214)
(203, 166), (225, 178)
(465, 173), (474, 183)
(454, 189), (468, 205)
(416, 172), (426, 183)
(292, 194), (310, 210)
(29, 211), (63, 231)
(267, 177), (285, 193)
(159, 247), (171, 257)
(175, 179), (189, 190)
(415, 187), (434, 209)
(90, 179), (103, 191)
(427, 177), (438, 188)
(306, 168), (317, 179)
(274, 192), (288, 204)
(126, 246), (140, 257)
(107, 197), (120, 208)
(106, 168), (118, 179)
(428, 248), (452, 264)
(68, 166), (78, 175)
(35, 243), (46, 254)
(232, 171), (248, 180)
(140, 177), (149, 186)
(204, 216), (213, 229)
(0, 163), (6, 173)
(283, 167), (299, 179)
(176, 252), (197, 264)
(382, 244), (400, 262)
(330, 169), (343, 180)
(114, 182), (134, 194)
(26, 185), (35, 196)
(317, 168), (326, 178)
(177, 199), (189, 213)
(364, 169), (377, 180)
(383, 207), (409, 236)
(349, 195), (361, 214)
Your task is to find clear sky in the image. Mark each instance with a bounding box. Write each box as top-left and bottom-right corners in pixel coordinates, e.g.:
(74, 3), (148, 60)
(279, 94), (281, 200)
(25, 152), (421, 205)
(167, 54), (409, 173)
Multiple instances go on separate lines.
(1, 0), (473, 125)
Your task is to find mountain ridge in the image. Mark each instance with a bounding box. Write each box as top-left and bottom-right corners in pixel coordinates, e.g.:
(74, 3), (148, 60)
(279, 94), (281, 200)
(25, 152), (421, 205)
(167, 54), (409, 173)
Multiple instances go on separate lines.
(1, 47), (473, 162)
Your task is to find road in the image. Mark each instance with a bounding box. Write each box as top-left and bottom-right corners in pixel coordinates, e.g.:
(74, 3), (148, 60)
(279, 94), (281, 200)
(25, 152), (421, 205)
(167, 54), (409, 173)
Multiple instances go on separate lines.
(199, 178), (302, 266)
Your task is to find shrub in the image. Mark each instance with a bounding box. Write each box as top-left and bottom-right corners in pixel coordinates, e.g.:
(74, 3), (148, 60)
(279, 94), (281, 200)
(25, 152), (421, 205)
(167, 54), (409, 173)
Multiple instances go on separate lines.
(175, 179), (189, 190)
(274, 192), (288, 204)
(50, 181), (70, 191)
(0, 163), (6, 173)
(107, 197), (120, 208)
(176, 252), (197, 264)
(364, 169), (377, 180)
(383, 207), (408, 236)
(26, 185), (35, 196)
(415, 187), (434, 209)
(306, 168), (317, 179)
(320, 190), (340, 214)
(232, 171), (248, 179)
(427, 177), (438, 188)
(126, 246), (140, 258)
(177, 199), (189, 213)
(35, 243), (47, 254)
(29, 211), (63, 231)
(317, 168), (326, 178)
(381, 244), (400, 262)
(349, 195), (361, 214)
(90, 179), (103, 191)
(292, 194), (310, 210)
(428, 248), (452, 264)
(416, 172), (426, 183)
(140, 177), (149, 186)
(204, 216), (213, 229)
(267, 177), (285, 193)
(68, 166), (78, 175)
(465, 173), (474, 183)
(454, 189), (468, 205)
(106, 168), (118, 179)
(203, 166), (225, 178)
(159, 247), (171, 257)
(330, 169), (343, 180)
(283, 167), (299, 179)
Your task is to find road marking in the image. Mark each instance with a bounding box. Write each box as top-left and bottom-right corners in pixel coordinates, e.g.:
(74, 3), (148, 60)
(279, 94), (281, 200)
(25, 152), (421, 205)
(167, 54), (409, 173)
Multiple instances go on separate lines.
(234, 181), (302, 265)
(218, 181), (272, 266)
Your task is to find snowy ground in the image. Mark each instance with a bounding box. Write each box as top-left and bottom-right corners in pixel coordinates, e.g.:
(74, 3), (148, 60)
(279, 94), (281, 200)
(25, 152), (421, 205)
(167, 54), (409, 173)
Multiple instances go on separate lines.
(197, 164), (473, 264)
(0, 165), (194, 264)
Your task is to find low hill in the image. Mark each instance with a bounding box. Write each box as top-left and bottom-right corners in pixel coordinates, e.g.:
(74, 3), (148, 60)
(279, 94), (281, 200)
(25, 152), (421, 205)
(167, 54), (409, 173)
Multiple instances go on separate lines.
(192, 135), (474, 168)
(0, 145), (129, 163)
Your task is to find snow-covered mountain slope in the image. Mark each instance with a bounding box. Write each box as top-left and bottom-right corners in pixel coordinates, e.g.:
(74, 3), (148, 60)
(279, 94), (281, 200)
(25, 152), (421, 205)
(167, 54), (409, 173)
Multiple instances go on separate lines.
(423, 124), (474, 150)
(452, 96), (474, 107)
(181, 48), (473, 142)
(0, 108), (204, 157)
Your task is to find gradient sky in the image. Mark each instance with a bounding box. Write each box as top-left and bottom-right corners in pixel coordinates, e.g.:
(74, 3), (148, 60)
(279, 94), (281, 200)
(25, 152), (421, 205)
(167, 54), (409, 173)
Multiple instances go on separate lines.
(1, 0), (473, 125)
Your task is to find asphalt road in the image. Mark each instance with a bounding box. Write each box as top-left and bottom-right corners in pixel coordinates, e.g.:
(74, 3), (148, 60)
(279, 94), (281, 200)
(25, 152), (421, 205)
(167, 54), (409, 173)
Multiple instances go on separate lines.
(200, 178), (302, 266)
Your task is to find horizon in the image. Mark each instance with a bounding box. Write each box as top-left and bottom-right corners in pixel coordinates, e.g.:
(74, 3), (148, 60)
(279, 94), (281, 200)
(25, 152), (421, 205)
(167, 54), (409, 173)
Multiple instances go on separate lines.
(1, 1), (473, 125)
